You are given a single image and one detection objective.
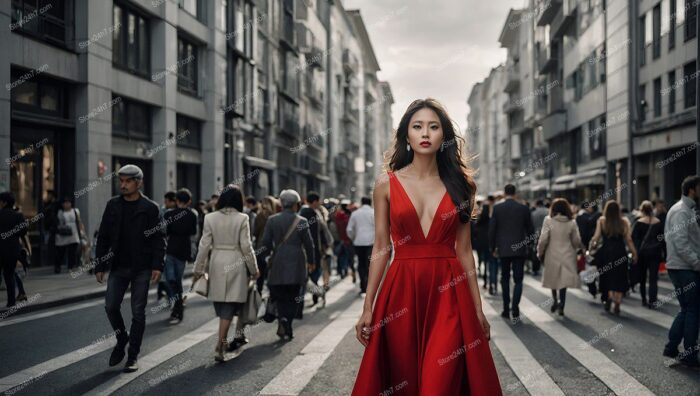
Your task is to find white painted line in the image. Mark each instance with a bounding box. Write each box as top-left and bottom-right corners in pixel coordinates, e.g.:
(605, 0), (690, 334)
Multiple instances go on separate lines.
(83, 318), (220, 396)
(481, 297), (564, 395)
(516, 293), (654, 395)
(625, 289), (679, 307)
(259, 299), (363, 395)
(0, 280), (194, 328)
(0, 335), (114, 393)
(522, 277), (673, 329)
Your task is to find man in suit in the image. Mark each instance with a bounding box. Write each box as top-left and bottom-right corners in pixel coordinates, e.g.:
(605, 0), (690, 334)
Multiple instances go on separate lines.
(489, 184), (534, 320)
(299, 191), (327, 306)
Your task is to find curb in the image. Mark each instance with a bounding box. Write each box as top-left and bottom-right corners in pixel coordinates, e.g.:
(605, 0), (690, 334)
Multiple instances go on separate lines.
(0, 272), (194, 319)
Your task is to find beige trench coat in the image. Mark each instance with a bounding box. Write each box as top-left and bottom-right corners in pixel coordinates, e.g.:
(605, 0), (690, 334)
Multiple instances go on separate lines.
(194, 208), (258, 302)
(537, 215), (585, 290)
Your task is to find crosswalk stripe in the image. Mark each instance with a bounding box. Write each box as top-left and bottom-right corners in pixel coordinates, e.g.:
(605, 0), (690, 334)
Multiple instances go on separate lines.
(0, 279), (194, 328)
(625, 290), (680, 307)
(521, 277), (673, 329)
(259, 296), (363, 395)
(481, 298), (564, 395)
(83, 318), (220, 396)
(516, 292), (654, 395)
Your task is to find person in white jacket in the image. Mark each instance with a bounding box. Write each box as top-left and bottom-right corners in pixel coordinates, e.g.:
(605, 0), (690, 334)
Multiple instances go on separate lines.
(347, 197), (375, 295)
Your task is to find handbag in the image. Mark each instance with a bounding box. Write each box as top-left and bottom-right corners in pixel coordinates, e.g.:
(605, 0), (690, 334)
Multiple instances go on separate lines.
(240, 280), (262, 325)
(191, 273), (209, 297)
(268, 217), (302, 270)
(580, 264), (599, 285)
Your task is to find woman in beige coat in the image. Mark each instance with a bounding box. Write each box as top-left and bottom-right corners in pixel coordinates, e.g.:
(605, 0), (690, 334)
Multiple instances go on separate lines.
(537, 198), (585, 316)
(194, 185), (259, 361)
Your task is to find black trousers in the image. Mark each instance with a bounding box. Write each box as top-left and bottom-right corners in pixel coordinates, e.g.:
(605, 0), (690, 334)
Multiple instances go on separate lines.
(638, 251), (661, 304)
(1, 251), (19, 307)
(500, 257), (525, 312)
(354, 245), (373, 293)
(55, 243), (78, 272)
(269, 284), (303, 325)
(104, 267), (151, 358)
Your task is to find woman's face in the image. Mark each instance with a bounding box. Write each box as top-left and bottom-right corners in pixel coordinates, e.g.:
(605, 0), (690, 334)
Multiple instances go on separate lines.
(407, 108), (444, 155)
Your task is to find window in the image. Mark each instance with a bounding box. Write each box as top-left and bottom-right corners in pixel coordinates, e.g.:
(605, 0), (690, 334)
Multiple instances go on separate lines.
(686, 0), (697, 41)
(178, 0), (205, 22)
(113, 3), (150, 76)
(639, 14), (646, 66)
(639, 84), (647, 122)
(281, 50), (299, 99)
(112, 96), (151, 141)
(177, 36), (198, 96)
(684, 61), (697, 108)
(10, 69), (66, 117)
(653, 77), (662, 117)
(668, 70), (676, 114)
(652, 4), (661, 59)
(176, 114), (202, 149)
(669, 0), (676, 50)
(226, 51), (245, 117)
(590, 115), (606, 159)
(11, 0), (67, 45)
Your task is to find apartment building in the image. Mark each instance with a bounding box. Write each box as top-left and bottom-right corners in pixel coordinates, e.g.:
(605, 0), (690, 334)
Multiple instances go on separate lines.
(1, 0), (392, 266)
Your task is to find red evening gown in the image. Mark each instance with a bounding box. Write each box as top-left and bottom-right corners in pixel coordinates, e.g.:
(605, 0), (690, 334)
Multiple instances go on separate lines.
(351, 171), (502, 395)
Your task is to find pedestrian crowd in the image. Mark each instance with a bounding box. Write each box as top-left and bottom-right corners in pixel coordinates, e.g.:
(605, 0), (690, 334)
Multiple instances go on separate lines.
(476, 175), (700, 368)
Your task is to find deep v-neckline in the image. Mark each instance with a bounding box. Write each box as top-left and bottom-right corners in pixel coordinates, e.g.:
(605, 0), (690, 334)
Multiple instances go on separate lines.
(392, 172), (449, 241)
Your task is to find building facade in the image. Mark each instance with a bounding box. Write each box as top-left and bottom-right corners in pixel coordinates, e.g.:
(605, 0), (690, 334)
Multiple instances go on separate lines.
(1, 0), (392, 266)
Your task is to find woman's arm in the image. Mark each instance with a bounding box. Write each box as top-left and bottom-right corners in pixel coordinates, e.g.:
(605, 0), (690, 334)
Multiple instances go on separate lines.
(361, 175), (392, 312)
(355, 174), (392, 346)
(456, 220), (490, 340)
(588, 217), (603, 252)
(623, 219), (638, 262)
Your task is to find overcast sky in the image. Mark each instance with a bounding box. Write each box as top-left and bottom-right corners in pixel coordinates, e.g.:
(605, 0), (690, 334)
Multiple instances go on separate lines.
(343, 0), (527, 134)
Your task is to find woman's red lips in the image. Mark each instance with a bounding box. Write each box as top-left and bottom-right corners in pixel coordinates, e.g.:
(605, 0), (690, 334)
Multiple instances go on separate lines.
(419, 141), (431, 147)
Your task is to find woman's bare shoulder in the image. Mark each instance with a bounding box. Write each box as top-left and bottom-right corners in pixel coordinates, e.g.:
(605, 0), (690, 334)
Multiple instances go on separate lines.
(373, 172), (391, 199)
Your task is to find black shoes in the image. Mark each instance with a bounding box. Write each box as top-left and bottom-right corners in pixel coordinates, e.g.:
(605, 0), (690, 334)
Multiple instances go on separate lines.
(123, 357), (138, 373)
(603, 299), (611, 312)
(550, 302), (558, 313)
(557, 306), (564, 316)
(500, 310), (509, 319)
(109, 336), (129, 367)
(511, 308), (520, 319)
(663, 347), (679, 359)
(227, 337), (249, 352)
(277, 320), (287, 339)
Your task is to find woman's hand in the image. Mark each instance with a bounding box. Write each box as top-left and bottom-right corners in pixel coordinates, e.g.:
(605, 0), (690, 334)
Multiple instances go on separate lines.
(476, 310), (491, 341)
(252, 270), (260, 280)
(355, 309), (373, 347)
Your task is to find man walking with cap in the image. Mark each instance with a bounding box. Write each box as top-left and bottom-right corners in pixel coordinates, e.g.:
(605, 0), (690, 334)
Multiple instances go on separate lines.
(95, 164), (166, 373)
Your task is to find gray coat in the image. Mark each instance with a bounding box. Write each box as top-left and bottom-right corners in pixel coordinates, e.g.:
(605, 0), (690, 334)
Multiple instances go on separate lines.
(261, 210), (315, 286)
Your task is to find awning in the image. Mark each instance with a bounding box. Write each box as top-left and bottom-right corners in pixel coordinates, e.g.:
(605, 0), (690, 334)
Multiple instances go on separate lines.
(552, 168), (606, 191)
(552, 174), (576, 191)
(530, 180), (549, 192)
(243, 156), (277, 170)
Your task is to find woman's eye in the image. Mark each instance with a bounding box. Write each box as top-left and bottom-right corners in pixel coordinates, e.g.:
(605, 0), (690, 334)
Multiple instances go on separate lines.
(431, 125), (439, 130)
(412, 125), (421, 129)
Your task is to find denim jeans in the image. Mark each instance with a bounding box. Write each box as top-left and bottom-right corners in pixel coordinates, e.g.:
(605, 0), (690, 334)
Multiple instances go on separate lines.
(500, 257), (525, 312)
(479, 249), (499, 287)
(665, 269), (700, 362)
(164, 255), (186, 301)
(105, 267), (151, 358)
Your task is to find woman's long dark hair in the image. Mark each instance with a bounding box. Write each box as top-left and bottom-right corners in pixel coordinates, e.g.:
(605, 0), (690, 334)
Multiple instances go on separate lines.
(216, 184), (244, 212)
(385, 98), (478, 223)
(602, 200), (625, 237)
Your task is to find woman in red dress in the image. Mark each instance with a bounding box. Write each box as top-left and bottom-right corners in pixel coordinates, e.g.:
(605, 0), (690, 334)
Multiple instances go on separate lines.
(352, 98), (502, 395)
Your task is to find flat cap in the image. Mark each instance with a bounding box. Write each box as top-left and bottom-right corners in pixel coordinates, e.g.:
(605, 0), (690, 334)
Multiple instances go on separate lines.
(117, 164), (144, 180)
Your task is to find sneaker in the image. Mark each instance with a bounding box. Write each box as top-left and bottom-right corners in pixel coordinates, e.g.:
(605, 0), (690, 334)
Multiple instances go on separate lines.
(511, 308), (520, 319)
(168, 316), (182, 325)
(123, 357), (138, 373)
(663, 347), (679, 359)
(557, 306), (564, 316)
(228, 337), (249, 352)
(109, 337), (128, 367)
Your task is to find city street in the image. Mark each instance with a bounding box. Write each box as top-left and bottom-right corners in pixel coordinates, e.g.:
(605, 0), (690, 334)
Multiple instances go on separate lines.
(1, 268), (698, 396)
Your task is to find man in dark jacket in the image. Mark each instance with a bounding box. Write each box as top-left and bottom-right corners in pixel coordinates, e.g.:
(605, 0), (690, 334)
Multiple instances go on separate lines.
(299, 191), (326, 306)
(163, 188), (197, 324)
(95, 165), (166, 373)
(489, 184), (534, 320)
(0, 192), (27, 307)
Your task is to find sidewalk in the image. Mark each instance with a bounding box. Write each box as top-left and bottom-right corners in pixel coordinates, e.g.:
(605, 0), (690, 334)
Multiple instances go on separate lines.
(0, 266), (193, 317)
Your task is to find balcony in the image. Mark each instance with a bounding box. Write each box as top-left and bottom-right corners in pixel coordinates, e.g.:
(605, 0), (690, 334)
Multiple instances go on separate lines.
(308, 45), (325, 70)
(503, 97), (523, 114)
(541, 111), (566, 140)
(281, 14), (296, 49)
(296, 22), (314, 53)
(504, 61), (520, 93)
(552, 0), (577, 39)
(295, 0), (308, 20)
(536, 0), (562, 26)
(537, 42), (558, 74)
(342, 49), (359, 74)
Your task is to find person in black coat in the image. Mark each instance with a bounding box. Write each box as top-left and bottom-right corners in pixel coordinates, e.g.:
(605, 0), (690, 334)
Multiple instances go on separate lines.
(0, 192), (27, 307)
(488, 184), (534, 320)
(94, 165), (166, 373)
